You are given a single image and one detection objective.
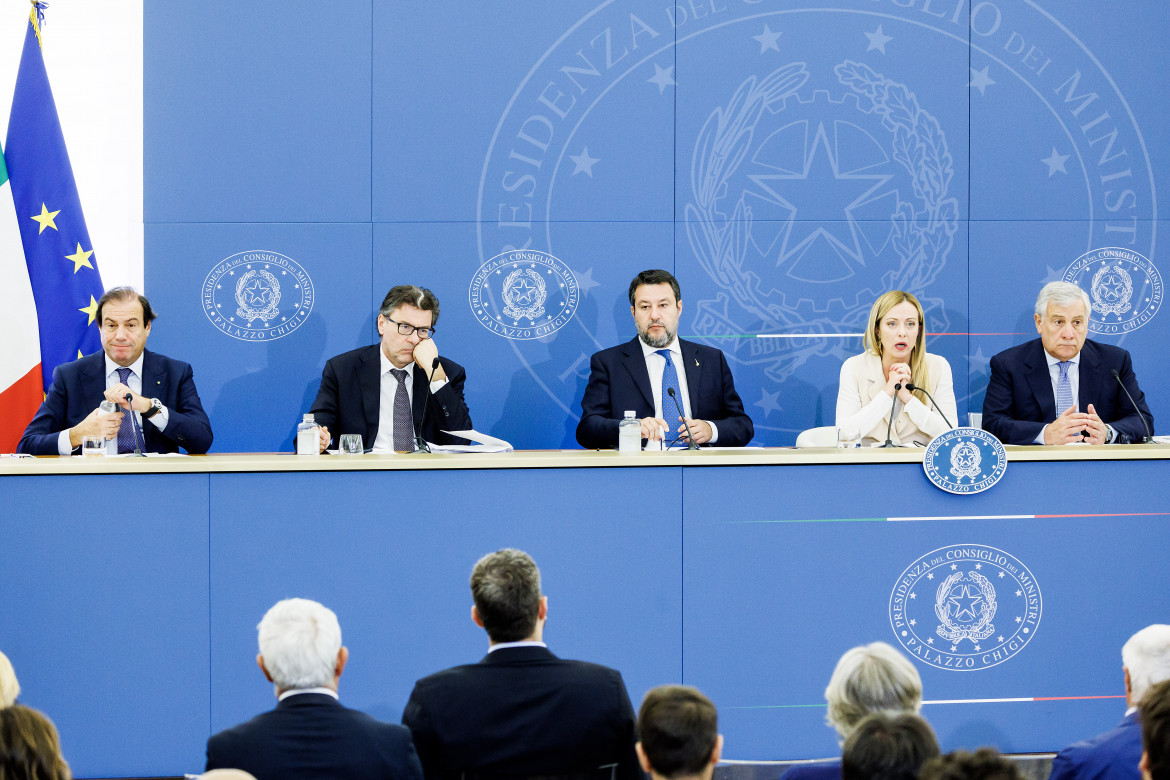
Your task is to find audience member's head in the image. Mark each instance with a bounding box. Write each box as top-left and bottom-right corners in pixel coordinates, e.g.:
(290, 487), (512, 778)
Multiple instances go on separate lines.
(256, 598), (347, 695)
(0, 704), (71, 780)
(825, 642), (923, 740)
(919, 748), (1023, 780)
(1141, 678), (1170, 780)
(841, 712), (939, 780)
(0, 652), (18, 709)
(636, 686), (722, 780)
(1122, 625), (1170, 708)
(470, 549), (546, 644)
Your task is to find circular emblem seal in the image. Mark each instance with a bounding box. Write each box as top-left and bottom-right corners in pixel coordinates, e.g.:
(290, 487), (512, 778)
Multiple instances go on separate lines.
(889, 544), (1042, 671)
(469, 250), (579, 340)
(923, 428), (1007, 495)
(1063, 247), (1162, 335)
(201, 250), (314, 341)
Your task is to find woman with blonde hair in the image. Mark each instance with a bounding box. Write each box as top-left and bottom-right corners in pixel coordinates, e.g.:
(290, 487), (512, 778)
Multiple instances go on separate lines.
(835, 291), (956, 446)
(0, 704), (71, 780)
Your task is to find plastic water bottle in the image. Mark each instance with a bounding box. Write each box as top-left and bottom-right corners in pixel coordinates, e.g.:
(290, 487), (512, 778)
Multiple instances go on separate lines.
(296, 413), (320, 455)
(618, 411), (641, 454)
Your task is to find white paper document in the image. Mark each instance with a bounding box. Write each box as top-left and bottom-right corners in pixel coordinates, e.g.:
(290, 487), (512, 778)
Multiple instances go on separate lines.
(427, 429), (514, 453)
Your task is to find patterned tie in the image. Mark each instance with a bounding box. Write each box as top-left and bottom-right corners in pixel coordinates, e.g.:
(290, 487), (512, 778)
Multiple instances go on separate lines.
(390, 368), (416, 452)
(1056, 361), (1074, 413)
(656, 349), (683, 424)
(115, 367), (138, 454)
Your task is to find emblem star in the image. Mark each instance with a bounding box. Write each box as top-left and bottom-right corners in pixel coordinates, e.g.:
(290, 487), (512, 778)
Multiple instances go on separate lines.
(1041, 264), (1066, 285)
(753, 24), (782, 53)
(975, 563), (982, 569)
(951, 645), (958, 652)
(926, 573), (934, 580)
(1042, 148), (1070, 177)
(967, 347), (992, 376)
(648, 63), (676, 94)
(974, 645), (982, 652)
(65, 243), (95, 273)
(79, 295), (99, 325)
(570, 147), (600, 177)
(243, 280), (269, 306)
(864, 25), (892, 54)
(909, 593), (917, 600)
(1015, 616), (1022, 623)
(997, 572), (1005, 578)
(947, 586), (983, 621)
(754, 387), (782, 418)
(512, 278), (537, 304)
(31, 203), (61, 233)
(997, 636), (1005, 643)
(950, 563), (958, 570)
(969, 65), (996, 95)
(927, 638), (935, 645)
(909, 619), (917, 626)
(1015, 590), (1022, 597)
(575, 267), (600, 296)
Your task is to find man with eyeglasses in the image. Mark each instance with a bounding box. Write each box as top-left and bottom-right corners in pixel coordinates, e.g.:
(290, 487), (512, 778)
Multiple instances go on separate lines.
(310, 285), (472, 452)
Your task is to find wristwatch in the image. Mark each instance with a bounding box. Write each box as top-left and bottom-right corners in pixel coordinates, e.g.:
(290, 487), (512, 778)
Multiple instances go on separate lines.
(140, 397), (164, 420)
(1104, 425), (1115, 444)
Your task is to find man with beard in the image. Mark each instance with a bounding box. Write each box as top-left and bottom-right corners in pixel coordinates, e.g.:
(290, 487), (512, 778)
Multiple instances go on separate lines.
(576, 269), (754, 449)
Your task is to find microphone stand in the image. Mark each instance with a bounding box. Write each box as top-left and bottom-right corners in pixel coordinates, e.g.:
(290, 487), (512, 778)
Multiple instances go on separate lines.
(905, 382), (954, 429)
(667, 387), (700, 450)
(880, 383), (902, 448)
(413, 357), (441, 453)
(125, 393), (147, 456)
(1111, 369), (1153, 443)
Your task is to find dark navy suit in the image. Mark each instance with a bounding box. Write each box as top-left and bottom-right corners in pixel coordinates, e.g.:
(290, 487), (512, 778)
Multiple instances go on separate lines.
(18, 350), (212, 455)
(206, 692), (423, 780)
(576, 336), (754, 448)
(982, 338), (1153, 445)
(310, 344), (472, 447)
(1047, 711), (1141, 780)
(402, 646), (640, 780)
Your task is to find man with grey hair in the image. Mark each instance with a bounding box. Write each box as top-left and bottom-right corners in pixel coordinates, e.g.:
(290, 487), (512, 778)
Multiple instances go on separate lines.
(205, 598), (423, 780)
(402, 549), (640, 780)
(982, 281), (1152, 445)
(1047, 625), (1170, 780)
(310, 284), (472, 452)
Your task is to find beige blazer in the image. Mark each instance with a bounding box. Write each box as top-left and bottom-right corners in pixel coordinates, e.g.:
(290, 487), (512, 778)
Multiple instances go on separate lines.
(835, 352), (957, 446)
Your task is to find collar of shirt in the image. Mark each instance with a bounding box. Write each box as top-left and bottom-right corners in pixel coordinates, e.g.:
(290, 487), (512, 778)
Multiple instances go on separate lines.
(379, 348), (415, 380)
(1043, 350), (1081, 369)
(638, 336), (680, 360)
(278, 687), (339, 702)
(105, 352), (145, 387)
(487, 640), (548, 653)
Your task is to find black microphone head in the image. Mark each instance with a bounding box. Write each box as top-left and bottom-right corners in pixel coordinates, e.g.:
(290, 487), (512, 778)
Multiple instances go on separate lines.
(1111, 369), (1121, 379)
(904, 382), (918, 391)
(124, 392), (133, 402)
(667, 387), (677, 397)
(893, 382), (902, 391)
(432, 357), (440, 369)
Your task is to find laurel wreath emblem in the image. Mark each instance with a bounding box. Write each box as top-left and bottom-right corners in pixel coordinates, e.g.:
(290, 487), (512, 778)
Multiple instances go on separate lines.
(501, 267), (547, 321)
(949, 440), (982, 480)
(935, 571), (997, 644)
(1091, 264), (1133, 316)
(235, 269), (281, 324)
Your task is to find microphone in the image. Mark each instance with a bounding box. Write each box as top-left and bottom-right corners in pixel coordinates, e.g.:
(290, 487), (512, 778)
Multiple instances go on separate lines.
(880, 382), (902, 448)
(904, 382), (954, 429)
(666, 387), (700, 450)
(1111, 369), (1152, 443)
(413, 357), (441, 453)
(126, 393), (147, 456)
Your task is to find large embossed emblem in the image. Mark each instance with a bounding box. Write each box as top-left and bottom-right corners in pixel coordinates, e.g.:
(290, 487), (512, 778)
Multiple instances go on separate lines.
(470, 250), (579, 340)
(1064, 247), (1162, 335)
(923, 428), (1007, 495)
(202, 251), (314, 341)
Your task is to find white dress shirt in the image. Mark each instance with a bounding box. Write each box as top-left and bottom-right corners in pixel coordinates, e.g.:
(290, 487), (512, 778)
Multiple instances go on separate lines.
(637, 337), (720, 444)
(370, 350), (448, 452)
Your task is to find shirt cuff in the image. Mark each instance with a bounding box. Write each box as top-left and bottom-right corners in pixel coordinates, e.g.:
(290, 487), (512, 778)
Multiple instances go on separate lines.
(149, 405), (169, 432)
(58, 430), (73, 456)
(707, 420), (719, 444)
(429, 377), (448, 394)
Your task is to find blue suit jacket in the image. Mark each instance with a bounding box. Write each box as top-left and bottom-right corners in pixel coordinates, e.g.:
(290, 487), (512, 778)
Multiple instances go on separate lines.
(207, 692), (423, 780)
(576, 336), (754, 448)
(18, 350), (213, 455)
(1047, 712), (1141, 780)
(982, 338), (1153, 445)
(310, 344), (473, 448)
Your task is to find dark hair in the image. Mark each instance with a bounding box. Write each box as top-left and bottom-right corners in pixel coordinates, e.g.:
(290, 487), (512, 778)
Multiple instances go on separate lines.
(841, 712), (939, 780)
(1142, 679), (1170, 780)
(628, 270), (681, 307)
(469, 549), (541, 643)
(0, 704), (71, 780)
(380, 285), (440, 325)
(919, 749), (1024, 780)
(95, 287), (156, 325)
(637, 685), (718, 778)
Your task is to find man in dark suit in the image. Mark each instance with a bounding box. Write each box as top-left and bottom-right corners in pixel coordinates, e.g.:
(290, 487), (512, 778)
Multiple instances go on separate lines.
(206, 598), (423, 780)
(310, 285), (472, 452)
(18, 287), (212, 455)
(636, 685), (722, 780)
(1048, 625), (1170, 780)
(982, 282), (1153, 445)
(576, 269), (753, 449)
(402, 549), (641, 780)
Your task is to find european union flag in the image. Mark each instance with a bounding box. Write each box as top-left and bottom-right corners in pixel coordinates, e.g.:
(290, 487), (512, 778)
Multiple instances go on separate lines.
(5, 4), (104, 391)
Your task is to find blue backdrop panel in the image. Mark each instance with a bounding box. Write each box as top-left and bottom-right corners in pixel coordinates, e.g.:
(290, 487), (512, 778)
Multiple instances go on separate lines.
(682, 461), (1170, 760)
(208, 467), (682, 748)
(0, 475), (210, 777)
(144, 1), (373, 223)
(145, 223), (375, 452)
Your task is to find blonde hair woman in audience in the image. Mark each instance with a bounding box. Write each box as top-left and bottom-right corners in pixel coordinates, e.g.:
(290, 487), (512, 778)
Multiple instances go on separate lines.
(836, 291), (956, 446)
(0, 652), (18, 709)
(0, 704), (71, 780)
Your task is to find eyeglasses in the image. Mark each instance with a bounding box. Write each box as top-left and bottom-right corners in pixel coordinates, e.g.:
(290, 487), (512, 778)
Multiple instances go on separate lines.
(384, 317), (434, 339)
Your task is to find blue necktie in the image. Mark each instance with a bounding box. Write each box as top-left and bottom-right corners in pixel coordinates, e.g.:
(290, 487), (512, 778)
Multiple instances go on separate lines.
(656, 349), (682, 424)
(1056, 361), (1074, 413)
(115, 367), (138, 454)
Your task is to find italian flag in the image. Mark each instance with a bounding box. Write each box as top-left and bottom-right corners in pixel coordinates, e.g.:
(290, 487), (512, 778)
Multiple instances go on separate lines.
(0, 144), (42, 452)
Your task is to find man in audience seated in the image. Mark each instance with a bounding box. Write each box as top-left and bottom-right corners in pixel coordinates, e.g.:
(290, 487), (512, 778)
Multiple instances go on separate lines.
(205, 598), (422, 780)
(920, 749), (1024, 780)
(0, 650), (18, 708)
(636, 685), (722, 780)
(1141, 679), (1170, 780)
(402, 548), (640, 780)
(841, 713), (939, 780)
(1048, 625), (1170, 780)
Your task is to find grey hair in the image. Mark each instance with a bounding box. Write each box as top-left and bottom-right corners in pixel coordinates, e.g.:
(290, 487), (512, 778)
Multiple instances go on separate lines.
(379, 285), (440, 324)
(0, 649), (19, 707)
(1034, 281), (1091, 319)
(1123, 624), (1170, 705)
(825, 642), (923, 740)
(257, 598), (341, 691)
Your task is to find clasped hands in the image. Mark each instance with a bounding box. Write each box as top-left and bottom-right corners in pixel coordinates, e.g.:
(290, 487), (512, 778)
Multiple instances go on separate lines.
(1044, 404), (1109, 445)
(69, 383), (148, 446)
(884, 362), (915, 405)
(638, 415), (712, 446)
